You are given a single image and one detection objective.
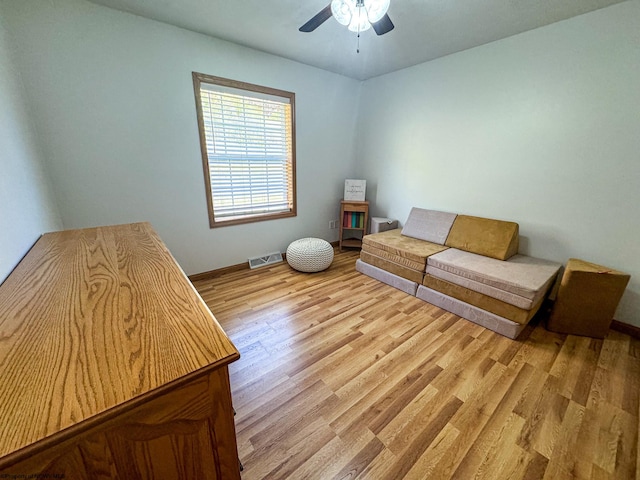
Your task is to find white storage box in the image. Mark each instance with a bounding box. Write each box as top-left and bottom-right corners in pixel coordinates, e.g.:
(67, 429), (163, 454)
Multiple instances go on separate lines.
(370, 217), (398, 234)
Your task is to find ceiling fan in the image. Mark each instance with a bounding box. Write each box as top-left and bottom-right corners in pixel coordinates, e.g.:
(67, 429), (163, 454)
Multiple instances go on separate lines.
(299, 0), (395, 36)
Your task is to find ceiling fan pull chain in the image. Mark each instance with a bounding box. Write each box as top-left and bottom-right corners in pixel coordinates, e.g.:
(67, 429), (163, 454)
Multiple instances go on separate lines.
(357, 3), (362, 53)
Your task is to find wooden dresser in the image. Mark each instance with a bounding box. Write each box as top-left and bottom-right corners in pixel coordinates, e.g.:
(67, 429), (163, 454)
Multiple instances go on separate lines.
(0, 223), (241, 479)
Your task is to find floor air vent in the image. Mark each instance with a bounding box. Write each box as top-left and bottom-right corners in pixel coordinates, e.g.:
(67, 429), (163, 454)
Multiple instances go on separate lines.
(248, 252), (283, 269)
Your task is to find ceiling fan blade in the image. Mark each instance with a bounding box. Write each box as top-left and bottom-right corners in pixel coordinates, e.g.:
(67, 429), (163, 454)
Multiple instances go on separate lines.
(299, 5), (333, 32)
(372, 14), (394, 36)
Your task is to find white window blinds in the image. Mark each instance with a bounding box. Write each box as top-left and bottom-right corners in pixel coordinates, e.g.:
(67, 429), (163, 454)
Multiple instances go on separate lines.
(198, 81), (295, 223)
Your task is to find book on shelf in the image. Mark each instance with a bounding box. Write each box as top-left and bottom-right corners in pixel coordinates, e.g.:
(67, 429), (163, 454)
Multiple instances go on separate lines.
(343, 211), (365, 229)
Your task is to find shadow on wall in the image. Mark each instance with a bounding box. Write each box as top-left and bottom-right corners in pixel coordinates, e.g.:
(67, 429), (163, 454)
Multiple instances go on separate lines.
(363, 181), (378, 213)
(615, 286), (639, 325)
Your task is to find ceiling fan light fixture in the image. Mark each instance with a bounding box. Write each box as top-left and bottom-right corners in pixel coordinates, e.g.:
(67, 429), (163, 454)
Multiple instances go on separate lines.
(331, 0), (355, 26)
(300, 0), (393, 38)
(364, 0), (390, 23)
(348, 5), (372, 32)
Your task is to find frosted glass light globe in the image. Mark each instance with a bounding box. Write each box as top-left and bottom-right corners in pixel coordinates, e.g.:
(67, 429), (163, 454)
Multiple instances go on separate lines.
(364, 0), (390, 23)
(331, 0), (356, 26)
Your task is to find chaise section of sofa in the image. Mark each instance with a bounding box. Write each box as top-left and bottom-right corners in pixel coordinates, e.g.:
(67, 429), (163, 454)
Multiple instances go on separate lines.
(426, 249), (561, 310)
(360, 228), (449, 283)
(356, 207), (561, 339)
(418, 248), (561, 338)
(357, 207), (457, 285)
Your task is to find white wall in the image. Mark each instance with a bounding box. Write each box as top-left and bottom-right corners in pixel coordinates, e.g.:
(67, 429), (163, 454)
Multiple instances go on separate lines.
(1, 0), (360, 275)
(357, 1), (640, 326)
(0, 11), (62, 283)
(3, 0), (639, 326)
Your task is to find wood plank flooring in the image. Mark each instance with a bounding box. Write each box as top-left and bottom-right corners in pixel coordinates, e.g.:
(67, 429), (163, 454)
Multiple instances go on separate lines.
(193, 250), (639, 480)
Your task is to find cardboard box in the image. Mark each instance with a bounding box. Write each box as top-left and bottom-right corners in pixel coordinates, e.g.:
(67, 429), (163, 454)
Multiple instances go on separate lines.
(370, 217), (398, 234)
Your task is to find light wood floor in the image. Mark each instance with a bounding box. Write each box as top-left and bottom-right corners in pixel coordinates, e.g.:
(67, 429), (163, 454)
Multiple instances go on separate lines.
(193, 250), (639, 480)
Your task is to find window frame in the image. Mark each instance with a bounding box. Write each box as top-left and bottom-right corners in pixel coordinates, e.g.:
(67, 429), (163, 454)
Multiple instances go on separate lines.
(192, 72), (297, 228)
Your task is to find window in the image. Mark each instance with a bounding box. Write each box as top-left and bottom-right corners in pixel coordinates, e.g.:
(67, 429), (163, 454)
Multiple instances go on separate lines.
(192, 72), (297, 228)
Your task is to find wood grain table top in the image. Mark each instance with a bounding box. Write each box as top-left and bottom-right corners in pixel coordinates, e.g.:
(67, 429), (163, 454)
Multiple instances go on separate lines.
(0, 222), (239, 462)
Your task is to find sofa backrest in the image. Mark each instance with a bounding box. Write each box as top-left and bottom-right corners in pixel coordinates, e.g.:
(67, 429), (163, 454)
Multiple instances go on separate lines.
(401, 208), (457, 245)
(445, 215), (519, 260)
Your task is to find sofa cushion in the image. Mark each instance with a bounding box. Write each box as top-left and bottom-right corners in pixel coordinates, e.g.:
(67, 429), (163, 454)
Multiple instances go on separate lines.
(423, 274), (544, 325)
(401, 208), (458, 245)
(427, 265), (535, 309)
(361, 244), (426, 271)
(427, 249), (561, 302)
(360, 251), (425, 283)
(416, 286), (526, 340)
(444, 215), (519, 260)
(362, 229), (449, 266)
(355, 259), (419, 296)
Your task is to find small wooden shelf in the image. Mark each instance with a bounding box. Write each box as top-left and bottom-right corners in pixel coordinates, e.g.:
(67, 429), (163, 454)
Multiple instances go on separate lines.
(339, 200), (369, 251)
(342, 238), (363, 248)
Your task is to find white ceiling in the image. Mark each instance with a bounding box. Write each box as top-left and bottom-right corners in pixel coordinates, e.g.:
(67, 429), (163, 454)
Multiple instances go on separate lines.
(87, 0), (627, 80)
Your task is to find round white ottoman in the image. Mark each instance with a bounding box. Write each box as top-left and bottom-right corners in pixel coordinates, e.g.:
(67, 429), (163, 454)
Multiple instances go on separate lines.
(286, 238), (334, 273)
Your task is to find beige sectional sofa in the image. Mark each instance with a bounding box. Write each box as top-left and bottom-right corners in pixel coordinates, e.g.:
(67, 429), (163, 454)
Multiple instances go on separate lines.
(355, 207), (561, 339)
